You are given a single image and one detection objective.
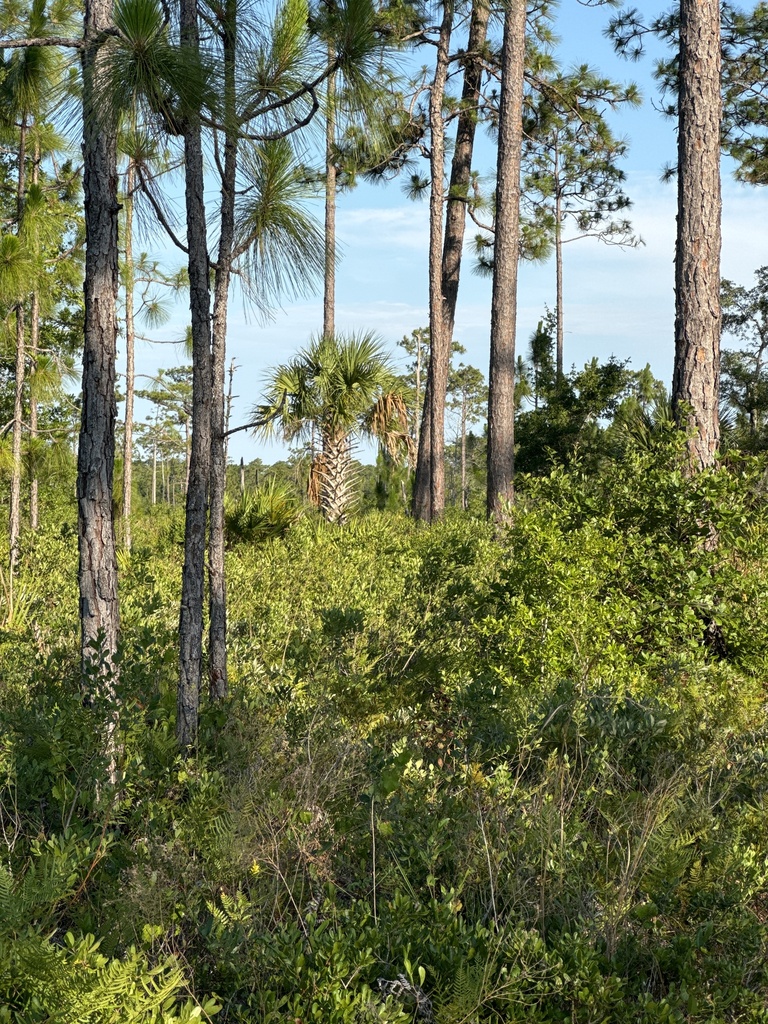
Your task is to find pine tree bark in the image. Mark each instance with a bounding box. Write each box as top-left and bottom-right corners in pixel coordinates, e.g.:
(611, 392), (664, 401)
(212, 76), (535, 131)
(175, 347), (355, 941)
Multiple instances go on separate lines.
(209, 0), (237, 703)
(486, 0), (525, 521)
(413, 0), (487, 521)
(441, 0), (489, 337)
(28, 289), (39, 531)
(9, 119), (27, 581)
(178, 0), (213, 747)
(672, 0), (722, 471)
(324, 60), (337, 340)
(122, 158), (135, 550)
(555, 185), (564, 380)
(78, 0), (120, 673)
(28, 141), (41, 532)
(413, 0), (453, 522)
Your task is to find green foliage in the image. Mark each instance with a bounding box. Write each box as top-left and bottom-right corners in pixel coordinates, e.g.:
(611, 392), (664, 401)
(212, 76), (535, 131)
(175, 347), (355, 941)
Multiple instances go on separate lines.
(3, 446), (768, 1020)
(224, 480), (302, 545)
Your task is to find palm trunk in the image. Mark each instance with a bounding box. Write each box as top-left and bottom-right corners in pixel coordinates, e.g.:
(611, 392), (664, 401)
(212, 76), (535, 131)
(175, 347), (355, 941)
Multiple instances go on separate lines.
(122, 158), (136, 549)
(486, 0), (525, 521)
(672, 0), (722, 471)
(178, 0), (213, 746)
(208, 0), (238, 703)
(320, 431), (354, 523)
(79, 0), (120, 679)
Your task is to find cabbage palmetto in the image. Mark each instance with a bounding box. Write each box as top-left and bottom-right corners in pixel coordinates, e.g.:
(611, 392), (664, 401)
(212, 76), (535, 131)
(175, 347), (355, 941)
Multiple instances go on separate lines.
(256, 332), (414, 523)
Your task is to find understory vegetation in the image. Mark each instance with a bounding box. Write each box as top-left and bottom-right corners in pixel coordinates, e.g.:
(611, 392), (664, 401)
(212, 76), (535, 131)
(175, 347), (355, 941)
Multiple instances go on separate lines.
(2, 436), (768, 1021)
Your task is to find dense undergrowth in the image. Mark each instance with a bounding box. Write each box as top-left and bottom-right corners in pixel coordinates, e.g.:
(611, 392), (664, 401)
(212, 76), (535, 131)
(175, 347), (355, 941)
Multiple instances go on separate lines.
(2, 438), (768, 1021)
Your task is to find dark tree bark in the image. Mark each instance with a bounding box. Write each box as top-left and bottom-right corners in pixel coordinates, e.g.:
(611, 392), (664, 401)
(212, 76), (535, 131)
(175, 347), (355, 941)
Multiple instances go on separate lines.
(122, 157), (136, 550)
(28, 288), (40, 531)
(486, 0), (525, 521)
(324, 60), (337, 340)
(78, 0), (120, 673)
(412, 0), (453, 522)
(672, 0), (722, 471)
(441, 0), (489, 340)
(555, 185), (564, 379)
(178, 0), (213, 747)
(208, 0), (237, 703)
(413, 0), (488, 521)
(29, 140), (41, 532)
(9, 118), (27, 583)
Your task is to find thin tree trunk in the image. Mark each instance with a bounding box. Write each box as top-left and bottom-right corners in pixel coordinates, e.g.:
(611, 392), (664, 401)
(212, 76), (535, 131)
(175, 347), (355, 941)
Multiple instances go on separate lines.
(413, 0), (453, 522)
(28, 288), (39, 531)
(486, 0), (525, 521)
(29, 142), (40, 532)
(185, 415), (190, 489)
(225, 359), (235, 454)
(460, 394), (467, 509)
(412, 373), (432, 520)
(414, 333), (421, 447)
(555, 187), (563, 380)
(122, 158), (136, 549)
(672, 0), (722, 471)
(324, 59), (337, 339)
(78, 0), (120, 680)
(178, 0), (213, 746)
(208, 0), (237, 703)
(10, 118), (27, 581)
(414, 0), (486, 522)
(441, 0), (489, 336)
(151, 440), (157, 504)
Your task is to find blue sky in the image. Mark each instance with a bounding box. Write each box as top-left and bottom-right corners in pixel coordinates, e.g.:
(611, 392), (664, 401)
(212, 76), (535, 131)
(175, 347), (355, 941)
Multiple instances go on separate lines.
(126, 0), (767, 465)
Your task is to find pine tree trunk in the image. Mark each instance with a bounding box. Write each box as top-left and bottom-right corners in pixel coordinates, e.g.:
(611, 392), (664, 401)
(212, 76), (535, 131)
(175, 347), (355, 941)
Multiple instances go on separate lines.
(78, 0), (120, 679)
(209, 0), (237, 703)
(29, 288), (39, 531)
(9, 119), (27, 581)
(413, 0), (486, 522)
(461, 396), (467, 510)
(555, 188), (564, 380)
(413, 0), (453, 522)
(122, 159), (135, 550)
(178, 0), (213, 748)
(29, 144), (40, 532)
(672, 0), (722, 471)
(486, 0), (525, 521)
(324, 60), (337, 340)
(441, 0), (489, 333)
(10, 307), (25, 578)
